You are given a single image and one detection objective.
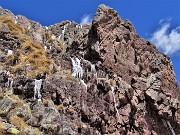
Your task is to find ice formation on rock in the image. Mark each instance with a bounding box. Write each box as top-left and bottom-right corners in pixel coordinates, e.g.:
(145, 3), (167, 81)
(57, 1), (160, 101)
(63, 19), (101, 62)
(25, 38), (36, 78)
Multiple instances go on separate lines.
(62, 29), (65, 35)
(5, 78), (13, 88)
(71, 57), (83, 79)
(111, 86), (120, 117)
(91, 64), (96, 73)
(14, 20), (17, 24)
(7, 50), (13, 56)
(80, 79), (87, 90)
(34, 79), (42, 101)
(166, 120), (176, 135)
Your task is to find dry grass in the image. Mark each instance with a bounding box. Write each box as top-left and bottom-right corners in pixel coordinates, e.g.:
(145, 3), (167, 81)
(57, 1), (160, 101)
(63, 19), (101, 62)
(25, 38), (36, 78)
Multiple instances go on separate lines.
(67, 107), (76, 114)
(60, 43), (66, 52)
(0, 15), (52, 77)
(0, 120), (5, 131)
(55, 104), (64, 110)
(0, 16), (25, 35)
(34, 127), (42, 135)
(59, 70), (73, 80)
(43, 98), (53, 106)
(109, 79), (116, 86)
(0, 93), (4, 99)
(45, 30), (66, 52)
(10, 94), (24, 106)
(9, 115), (27, 130)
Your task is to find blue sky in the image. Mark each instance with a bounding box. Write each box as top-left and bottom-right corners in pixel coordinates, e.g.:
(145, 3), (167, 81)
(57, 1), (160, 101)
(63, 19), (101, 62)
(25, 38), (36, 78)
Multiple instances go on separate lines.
(0, 0), (180, 86)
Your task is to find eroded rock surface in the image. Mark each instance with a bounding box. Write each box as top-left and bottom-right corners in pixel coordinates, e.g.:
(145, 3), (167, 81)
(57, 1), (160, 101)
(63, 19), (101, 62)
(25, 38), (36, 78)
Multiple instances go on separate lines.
(0, 4), (180, 135)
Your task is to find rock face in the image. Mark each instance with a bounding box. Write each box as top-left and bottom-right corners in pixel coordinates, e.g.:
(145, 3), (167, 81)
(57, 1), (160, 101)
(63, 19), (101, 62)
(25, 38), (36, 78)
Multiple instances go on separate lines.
(0, 4), (180, 135)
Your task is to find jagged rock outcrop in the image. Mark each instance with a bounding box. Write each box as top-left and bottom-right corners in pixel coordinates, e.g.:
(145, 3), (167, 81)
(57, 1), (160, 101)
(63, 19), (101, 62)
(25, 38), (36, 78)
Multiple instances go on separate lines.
(0, 4), (180, 135)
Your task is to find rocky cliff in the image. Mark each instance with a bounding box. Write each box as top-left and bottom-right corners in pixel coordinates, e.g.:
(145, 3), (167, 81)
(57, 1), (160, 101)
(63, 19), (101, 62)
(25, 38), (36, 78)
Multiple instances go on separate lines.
(0, 4), (180, 135)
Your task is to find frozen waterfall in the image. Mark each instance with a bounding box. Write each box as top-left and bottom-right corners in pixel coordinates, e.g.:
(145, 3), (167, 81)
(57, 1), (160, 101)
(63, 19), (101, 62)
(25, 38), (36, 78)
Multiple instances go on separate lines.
(71, 57), (83, 79)
(34, 79), (42, 101)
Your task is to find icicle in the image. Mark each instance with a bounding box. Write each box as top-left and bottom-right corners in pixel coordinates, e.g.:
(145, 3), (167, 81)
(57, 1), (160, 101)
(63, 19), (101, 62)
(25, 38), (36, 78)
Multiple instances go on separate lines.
(96, 78), (99, 84)
(6, 71), (10, 76)
(62, 29), (65, 35)
(106, 74), (109, 81)
(5, 78), (9, 87)
(111, 86), (120, 117)
(58, 35), (62, 39)
(34, 79), (42, 101)
(10, 78), (13, 88)
(80, 80), (87, 90)
(71, 58), (77, 78)
(91, 64), (96, 73)
(166, 120), (176, 135)
(71, 57), (84, 79)
(63, 25), (66, 30)
(7, 50), (13, 56)
(5, 77), (13, 88)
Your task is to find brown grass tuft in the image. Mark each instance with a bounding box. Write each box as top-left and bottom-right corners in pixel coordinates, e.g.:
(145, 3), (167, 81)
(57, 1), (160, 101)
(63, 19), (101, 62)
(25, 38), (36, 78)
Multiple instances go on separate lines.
(10, 94), (24, 106)
(9, 115), (27, 130)
(0, 15), (52, 77)
(0, 120), (5, 131)
(55, 104), (64, 110)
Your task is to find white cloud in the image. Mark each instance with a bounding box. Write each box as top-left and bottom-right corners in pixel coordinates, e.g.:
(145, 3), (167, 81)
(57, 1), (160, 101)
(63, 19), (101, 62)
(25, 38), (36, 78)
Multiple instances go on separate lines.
(80, 14), (92, 24)
(150, 22), (180, 55)
(158, 18), (172, 25)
